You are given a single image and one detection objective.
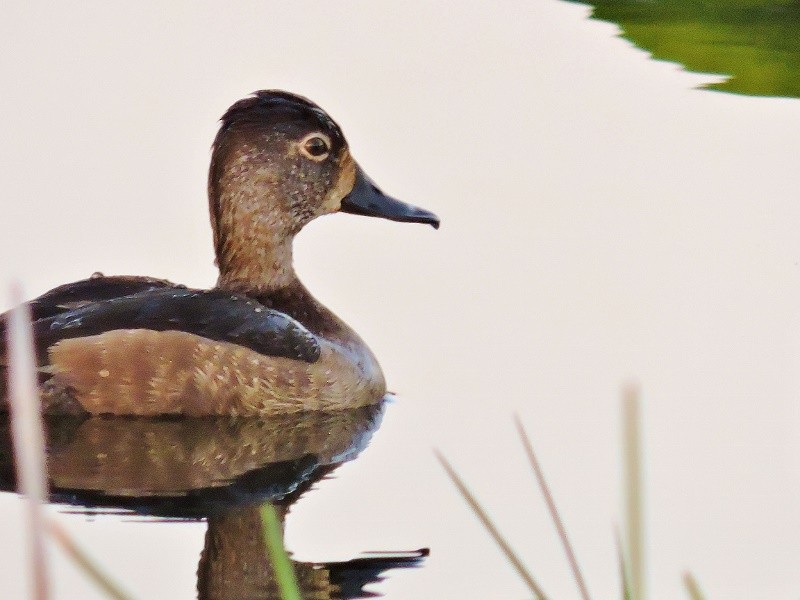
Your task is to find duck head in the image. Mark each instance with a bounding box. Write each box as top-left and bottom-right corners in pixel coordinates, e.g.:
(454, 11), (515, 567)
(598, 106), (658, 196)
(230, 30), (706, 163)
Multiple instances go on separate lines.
(209, 90), (439, 292)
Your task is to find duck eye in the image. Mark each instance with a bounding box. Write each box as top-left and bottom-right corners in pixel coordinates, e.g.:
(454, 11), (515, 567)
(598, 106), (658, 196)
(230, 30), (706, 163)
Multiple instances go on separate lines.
(300, 134), (331, 160)
(305, 137), (328, 156)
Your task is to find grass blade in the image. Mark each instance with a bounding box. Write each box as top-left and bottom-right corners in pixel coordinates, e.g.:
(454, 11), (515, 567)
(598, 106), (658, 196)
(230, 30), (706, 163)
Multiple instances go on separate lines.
(7, 283), (49, 600)
(622, 384), (645, 600)
(683, 572), (706, 600)
(514, 414), (592, 600)
(615, 527), (631, 600)
(47, 518), (135, 600)
(260, 502), (302, 600)
(435, 450), (550, 600)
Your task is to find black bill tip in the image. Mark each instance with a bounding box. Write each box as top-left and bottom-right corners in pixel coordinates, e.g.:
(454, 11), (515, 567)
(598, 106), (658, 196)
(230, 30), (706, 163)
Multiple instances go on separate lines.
(340, 168), (440, 229)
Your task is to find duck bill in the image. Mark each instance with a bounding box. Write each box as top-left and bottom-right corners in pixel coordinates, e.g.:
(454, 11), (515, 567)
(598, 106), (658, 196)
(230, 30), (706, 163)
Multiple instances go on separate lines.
(340, 168), (440, 229)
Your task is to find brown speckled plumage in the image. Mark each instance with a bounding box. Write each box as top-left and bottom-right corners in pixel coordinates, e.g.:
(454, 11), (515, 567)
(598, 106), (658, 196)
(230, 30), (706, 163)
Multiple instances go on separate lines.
(1, 90), (438, 416)
(47, 329), (383, 416)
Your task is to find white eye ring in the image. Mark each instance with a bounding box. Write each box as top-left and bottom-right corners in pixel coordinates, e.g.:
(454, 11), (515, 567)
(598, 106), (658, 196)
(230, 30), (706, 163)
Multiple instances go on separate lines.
(299, 132), (332, 161)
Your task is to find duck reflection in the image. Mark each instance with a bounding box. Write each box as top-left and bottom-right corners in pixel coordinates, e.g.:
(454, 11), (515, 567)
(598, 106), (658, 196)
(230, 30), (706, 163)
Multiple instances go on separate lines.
(0, 400), (426, 598)
(199, 505), (427, 600)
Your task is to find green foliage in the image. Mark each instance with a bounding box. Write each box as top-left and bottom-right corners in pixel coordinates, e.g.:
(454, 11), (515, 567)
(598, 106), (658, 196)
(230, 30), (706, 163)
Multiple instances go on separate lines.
(260, 503), (302, 600)
(570, 0), (800, 98)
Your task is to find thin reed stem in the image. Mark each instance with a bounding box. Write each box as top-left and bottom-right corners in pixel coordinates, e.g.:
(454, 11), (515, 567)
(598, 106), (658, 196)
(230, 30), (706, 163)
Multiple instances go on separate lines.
(615, 527), (631, 600)
(514, 414), (592, 600)
(7, 283), (49, 600)
(47, 519), (134, 600)
(435, 450), (550, 600)
(622, 384), (645, 600)
(683, 572), (706, 600)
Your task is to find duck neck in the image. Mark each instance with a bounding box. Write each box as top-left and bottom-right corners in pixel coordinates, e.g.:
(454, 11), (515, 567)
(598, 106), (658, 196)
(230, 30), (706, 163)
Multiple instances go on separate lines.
(215, 226), (298, 294)
(211, 151), (304, 293)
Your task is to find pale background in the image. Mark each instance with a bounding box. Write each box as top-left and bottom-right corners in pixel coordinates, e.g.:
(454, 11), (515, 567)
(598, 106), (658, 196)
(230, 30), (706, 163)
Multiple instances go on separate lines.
(1, 2), (800, 599)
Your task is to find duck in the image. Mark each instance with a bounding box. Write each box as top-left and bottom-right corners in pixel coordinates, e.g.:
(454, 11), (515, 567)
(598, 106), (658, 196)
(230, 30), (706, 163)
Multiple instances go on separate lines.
(0, 90), (439, 416)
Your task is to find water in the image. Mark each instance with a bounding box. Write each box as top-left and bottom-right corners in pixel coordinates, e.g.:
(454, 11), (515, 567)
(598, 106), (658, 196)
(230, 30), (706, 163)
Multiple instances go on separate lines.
(0, 407), (429, 599)
(2, 2), (800, 599)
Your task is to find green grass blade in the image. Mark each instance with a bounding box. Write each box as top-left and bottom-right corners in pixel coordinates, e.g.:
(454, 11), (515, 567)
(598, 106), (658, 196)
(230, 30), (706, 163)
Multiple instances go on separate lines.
(47, 518), (135, 600)
(435, 450), (550, 600)
(514, 415), (592, 600)
(622, 385), (645, 600)
(683, 572), (706, 600)
(615, 528), (631, 600)
(260, 503), (302, 600)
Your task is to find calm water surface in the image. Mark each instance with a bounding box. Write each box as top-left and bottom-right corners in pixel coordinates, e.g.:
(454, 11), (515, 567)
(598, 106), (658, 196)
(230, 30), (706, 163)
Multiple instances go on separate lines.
(2, 2), (800, 599)
(0, 405), (429, 599)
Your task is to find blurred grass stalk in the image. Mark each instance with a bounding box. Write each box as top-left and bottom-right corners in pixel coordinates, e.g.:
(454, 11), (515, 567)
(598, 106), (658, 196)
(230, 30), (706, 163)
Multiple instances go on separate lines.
(46, 519), (135, 600)
(260, 503), (302, 600)
(683, 572), (706, 600)
(622, 384), (645, 600)
(514, 415), (592, 600)
(441, 389), (652, 600)
(7, 283), (50, 600)
(441, 388), (701, 600)
(435, 450), (550, 600)
(7, 282), (134, 600)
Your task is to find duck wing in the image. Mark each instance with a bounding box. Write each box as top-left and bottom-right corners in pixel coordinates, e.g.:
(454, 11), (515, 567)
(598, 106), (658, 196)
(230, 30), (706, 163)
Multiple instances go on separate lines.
(1, 281), (320, 365)
(27, 275), (180, 320)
